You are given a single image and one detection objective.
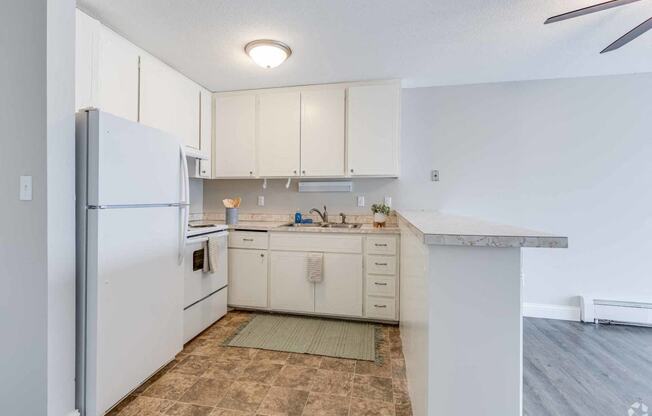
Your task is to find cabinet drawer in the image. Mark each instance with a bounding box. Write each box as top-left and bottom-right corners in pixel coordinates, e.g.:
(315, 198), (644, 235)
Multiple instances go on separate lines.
(366, 236), (397, 255)
(366, 255), (396, 275)
(365, 297), (396, 320)
(270, 232), (362, 254)
(366, 276), (396, 297)
(228, 231), (268, 249)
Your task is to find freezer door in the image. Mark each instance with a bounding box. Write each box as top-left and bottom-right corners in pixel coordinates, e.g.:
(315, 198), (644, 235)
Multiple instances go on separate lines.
(86, 110), (185, 206)
(85, 206), (183, 415)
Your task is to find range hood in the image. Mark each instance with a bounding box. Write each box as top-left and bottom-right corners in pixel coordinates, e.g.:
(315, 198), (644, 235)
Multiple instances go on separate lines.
(184, 146), (209, 160)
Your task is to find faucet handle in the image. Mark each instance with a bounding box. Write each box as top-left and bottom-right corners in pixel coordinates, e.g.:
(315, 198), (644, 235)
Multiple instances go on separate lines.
(339, 212), (347, 224)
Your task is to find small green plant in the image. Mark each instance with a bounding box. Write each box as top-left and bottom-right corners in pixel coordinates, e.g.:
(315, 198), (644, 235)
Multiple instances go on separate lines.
(371, 203), (391, 216)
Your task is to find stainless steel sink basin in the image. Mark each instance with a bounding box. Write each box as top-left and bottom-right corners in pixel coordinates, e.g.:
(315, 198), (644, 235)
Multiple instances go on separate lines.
(321, 223), (362, 229)
(279, 222), (362, 229)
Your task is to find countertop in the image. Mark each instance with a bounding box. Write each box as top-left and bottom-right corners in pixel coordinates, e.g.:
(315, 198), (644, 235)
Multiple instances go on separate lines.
(397, 210), (568, 248)
(190, 220), (400, 234)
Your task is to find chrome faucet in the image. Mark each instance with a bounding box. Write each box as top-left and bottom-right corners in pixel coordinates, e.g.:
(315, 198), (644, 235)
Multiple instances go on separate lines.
(310, 205), (328, 223)
(339, 212), (347, 224)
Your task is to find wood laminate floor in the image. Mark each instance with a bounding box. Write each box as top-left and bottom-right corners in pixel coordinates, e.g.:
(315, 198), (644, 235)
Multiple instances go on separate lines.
(524, 317), (652, 416)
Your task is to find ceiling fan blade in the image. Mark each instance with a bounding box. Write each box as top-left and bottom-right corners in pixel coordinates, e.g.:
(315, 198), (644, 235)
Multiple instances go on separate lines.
(601, 17), (652, 52)
(545, 0), (642, 24)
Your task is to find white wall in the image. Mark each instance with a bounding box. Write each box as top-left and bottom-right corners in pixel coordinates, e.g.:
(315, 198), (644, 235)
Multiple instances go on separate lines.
(205, 72), (652, 309)
(47, 0), (77, 414)
(0, 1), (76, 415)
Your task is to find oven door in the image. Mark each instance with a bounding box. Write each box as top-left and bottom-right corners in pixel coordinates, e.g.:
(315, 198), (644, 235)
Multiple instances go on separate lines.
(184, 231), (228, 309)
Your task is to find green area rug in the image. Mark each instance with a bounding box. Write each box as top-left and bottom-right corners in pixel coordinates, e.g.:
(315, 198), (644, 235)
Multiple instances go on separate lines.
(225, 314), (377, 361)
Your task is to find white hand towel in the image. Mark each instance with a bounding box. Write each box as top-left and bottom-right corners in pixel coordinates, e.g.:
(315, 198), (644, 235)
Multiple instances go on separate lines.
(203, 236), (219, 274)
(307, 252), (323, 283)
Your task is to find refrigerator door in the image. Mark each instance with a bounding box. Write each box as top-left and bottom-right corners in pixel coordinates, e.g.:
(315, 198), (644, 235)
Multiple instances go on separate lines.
(86, 110), (185, 206)
(84, 206), (183, 415)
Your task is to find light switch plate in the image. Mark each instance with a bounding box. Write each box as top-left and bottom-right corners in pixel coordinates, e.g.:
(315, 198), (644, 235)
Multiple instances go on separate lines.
(257, 196), (265, 206)
(20, 176), (32, 201)
(357, 196), (365, 207)
(384, 196), (392, 207)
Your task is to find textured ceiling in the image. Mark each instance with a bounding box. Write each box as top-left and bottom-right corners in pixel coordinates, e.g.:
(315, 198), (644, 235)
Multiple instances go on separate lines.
(77, 0), (652, 92)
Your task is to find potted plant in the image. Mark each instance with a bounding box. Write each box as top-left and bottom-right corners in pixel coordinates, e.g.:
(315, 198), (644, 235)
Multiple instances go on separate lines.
(371, 203), (391, 228)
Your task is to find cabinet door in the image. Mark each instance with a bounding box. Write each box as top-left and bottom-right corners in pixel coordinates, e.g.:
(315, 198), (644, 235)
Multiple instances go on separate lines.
(75, 10), (100, 111)
(214, 94), (257, 177)
(98, 26), (140, 122)
(228, 249), (268, 308)
(257, 92), (301, 177)
(300, 89), (345, 177)
(199, 89), (212, 178)
(347, 84), (400, 177)
(270, 251), (314, 313)
(140, 55), (201, 149)
(315, 253), (363, 317)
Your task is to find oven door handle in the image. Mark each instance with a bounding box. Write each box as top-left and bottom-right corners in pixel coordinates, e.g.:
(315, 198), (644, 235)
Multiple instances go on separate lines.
(187, 236), (209, 244)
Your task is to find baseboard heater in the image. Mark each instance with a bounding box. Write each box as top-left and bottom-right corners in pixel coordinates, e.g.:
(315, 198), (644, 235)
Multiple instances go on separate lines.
(580, 296), (652, 326)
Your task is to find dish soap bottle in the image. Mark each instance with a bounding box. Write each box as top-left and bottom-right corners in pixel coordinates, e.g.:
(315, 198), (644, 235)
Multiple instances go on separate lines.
(294, 210), (302, 224)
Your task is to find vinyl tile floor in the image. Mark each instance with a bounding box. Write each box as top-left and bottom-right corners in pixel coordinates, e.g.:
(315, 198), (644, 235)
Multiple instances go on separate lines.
(108, 311), (411, 416)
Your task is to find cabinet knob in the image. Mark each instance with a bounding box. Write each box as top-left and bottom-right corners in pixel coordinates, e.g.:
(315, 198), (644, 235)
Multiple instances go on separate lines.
(249, 171), (253, 175)
(260, 253), (265, 258)
(302, 170), (306, 174)
(294, 170), (298, 174)
(350, 169), (354, 173)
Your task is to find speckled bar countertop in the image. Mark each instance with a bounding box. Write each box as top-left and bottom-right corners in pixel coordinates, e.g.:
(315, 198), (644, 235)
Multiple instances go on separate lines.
(397, 210), (567, 248)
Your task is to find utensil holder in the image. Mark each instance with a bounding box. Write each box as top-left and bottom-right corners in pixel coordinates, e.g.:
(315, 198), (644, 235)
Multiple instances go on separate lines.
(226, 208), (238, 225)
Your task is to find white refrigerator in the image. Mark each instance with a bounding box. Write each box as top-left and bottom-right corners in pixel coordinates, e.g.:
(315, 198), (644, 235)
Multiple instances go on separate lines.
(75, 110), (189, 416)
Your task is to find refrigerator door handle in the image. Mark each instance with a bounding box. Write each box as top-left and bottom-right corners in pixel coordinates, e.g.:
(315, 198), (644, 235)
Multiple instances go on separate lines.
(179, 145), (190, 265)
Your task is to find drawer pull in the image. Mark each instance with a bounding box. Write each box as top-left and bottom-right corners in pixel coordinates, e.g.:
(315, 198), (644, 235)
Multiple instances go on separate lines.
(242, 238), (254, 242)
(374, 282), (388, 286)
(374, 262), (388, 266)
(374, 243), (388, 247)
(374, 304), (387, 308)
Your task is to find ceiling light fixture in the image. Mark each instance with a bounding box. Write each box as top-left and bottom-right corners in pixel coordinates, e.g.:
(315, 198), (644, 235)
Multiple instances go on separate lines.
(245, 39), (292, 69)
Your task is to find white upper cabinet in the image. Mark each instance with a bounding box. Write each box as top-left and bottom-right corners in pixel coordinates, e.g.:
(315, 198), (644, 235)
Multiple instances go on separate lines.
(199, 89), (212, 178)
(300, 88), (345, 177)
(139, 55), (201, 149)
(213, 94), (257, 178)
(347, 83), (401, 177)
(97, 26), (140, 122)
(75, 10), (100, 111)
(257, 92), (301, 177)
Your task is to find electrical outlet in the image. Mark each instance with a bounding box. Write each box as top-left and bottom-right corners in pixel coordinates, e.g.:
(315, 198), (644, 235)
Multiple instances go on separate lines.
(384, 196), (392, 207)
(257, 195), (264, 206)
(357, 196), (365, 207)
(431, 170), (440, 182)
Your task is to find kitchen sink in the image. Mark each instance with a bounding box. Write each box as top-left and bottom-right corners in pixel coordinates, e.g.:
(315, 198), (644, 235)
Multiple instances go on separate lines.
(279, 222), (362, 229)
(321, 223), (362, 229)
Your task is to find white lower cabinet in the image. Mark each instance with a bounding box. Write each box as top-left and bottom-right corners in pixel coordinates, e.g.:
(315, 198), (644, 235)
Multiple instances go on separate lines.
(269, 251), (315, 313)
(315, 253), (363, 317)
(228, 248), (268, 308)
(229, 231), (398, 321)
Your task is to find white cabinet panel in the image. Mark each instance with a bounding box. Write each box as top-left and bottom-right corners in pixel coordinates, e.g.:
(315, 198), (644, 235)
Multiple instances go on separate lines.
(315, 253), (363, 317)
(347, 83), (400, 177)
(270, 251), (314, 313)
(199, 89), (212, 177)
(214, 94), (257, 177)
(97, 26), (140, 122)
(300, 89), (345, 177)
(257, 92), (301, 177)
(75, 10), (100, 111)
(140, 55), (200, 149)
(228, 249), (267, 308)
